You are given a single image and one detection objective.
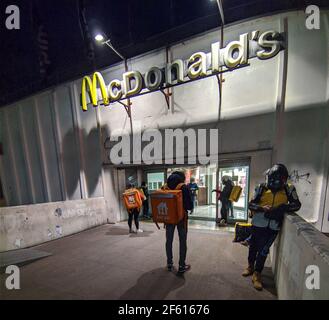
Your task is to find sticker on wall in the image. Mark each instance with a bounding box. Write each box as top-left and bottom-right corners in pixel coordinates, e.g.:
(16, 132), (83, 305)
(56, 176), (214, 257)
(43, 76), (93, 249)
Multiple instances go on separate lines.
(14, 238), (22, 248)
(55, 225), (62, 237)
(55, 208), (63, 218)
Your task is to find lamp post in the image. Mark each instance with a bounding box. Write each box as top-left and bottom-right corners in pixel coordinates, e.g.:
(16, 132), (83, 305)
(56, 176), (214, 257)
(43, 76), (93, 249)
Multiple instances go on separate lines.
(212, 0), (225, 224)
(94, 33), (125, 60)
(94, 32), (133, 135)
(215, 0), (225, 25)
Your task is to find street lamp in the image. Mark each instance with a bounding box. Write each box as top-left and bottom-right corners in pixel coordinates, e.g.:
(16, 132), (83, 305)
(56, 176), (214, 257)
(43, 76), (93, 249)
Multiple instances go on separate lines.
(94, 33), (104, 42)
(94, 32), (125, 60)
(94, 30), (132, 133)
(211, 0), (225, 25)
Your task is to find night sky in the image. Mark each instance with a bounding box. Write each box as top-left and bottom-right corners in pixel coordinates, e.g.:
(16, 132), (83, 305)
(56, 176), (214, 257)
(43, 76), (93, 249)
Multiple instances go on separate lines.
(0, 0), (326, 107)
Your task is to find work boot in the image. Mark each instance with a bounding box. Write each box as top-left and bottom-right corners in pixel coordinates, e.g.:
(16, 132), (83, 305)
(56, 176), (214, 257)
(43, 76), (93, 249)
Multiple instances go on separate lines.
(252, 271), (263, 291)
(240, 240), (250, 247)
(219, 219), (227, 226)
(178, 264), (191, 274)
(242, 265), (254, 277)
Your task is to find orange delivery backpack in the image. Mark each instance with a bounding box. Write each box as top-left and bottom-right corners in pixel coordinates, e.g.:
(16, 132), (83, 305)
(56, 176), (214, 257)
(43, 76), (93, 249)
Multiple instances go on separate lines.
(122, 188), (143, 210)
(150, 183), (185, 229)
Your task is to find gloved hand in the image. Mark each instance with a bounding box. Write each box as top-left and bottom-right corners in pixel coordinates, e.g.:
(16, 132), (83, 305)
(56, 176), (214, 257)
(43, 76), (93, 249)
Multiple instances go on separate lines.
(264, 204), (287, 222)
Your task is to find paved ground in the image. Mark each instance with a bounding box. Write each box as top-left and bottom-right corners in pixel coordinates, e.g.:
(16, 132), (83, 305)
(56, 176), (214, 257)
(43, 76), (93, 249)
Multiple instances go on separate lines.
(0, 222), (276, 300)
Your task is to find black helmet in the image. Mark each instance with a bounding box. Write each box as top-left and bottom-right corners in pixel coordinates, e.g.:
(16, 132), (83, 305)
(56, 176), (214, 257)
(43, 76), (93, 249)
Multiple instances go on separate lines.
(171, 171), (186, 183)
(221, 175), (232, 185)
(266, 164), (289, 191)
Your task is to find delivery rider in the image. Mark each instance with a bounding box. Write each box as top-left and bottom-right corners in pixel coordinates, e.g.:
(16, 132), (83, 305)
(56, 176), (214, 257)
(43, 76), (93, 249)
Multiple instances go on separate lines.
(165, 171), (193, 273)
(125, 183), (145, 233)
(242, 164), (301, 290)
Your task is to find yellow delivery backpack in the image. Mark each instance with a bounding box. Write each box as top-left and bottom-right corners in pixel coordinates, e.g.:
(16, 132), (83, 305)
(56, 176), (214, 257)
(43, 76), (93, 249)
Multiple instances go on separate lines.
(229, 186), (242, 202)
(233, 222), (252, 242)
(123, 188), (143, 210)
(150, 183), (185, 229)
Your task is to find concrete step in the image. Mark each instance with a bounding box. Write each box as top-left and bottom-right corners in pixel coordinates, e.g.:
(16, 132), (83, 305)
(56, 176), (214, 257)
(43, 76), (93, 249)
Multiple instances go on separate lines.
(0, 248), (52, 273)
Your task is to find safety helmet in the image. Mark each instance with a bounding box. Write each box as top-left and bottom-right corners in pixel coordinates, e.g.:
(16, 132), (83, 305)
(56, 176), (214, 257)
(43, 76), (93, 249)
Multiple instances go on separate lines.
(221, 175), (232, 185)
(265, 164), (289, 191)
(171, 171), (186, 183)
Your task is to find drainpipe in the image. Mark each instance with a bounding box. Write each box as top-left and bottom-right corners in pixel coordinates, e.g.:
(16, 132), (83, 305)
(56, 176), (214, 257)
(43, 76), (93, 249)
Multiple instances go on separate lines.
(215, 0), (225, 223)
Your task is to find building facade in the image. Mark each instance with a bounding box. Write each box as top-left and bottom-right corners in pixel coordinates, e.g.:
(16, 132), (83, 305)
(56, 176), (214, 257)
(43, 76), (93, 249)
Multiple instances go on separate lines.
(0, 10), (329, 251)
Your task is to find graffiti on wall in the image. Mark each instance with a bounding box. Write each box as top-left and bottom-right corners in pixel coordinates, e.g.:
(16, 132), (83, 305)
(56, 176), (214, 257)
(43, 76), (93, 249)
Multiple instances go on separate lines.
(289, 170), (311, 185)
(289, 170), (312, 198)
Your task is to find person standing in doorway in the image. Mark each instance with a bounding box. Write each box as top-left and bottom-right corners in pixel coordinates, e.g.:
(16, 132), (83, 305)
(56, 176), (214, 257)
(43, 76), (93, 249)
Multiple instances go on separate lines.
(219, 176), (234, 225)
(141, 181), (150, 219)
(242, 164), (301, 290)
(165, 171), (193, 273)
(188, 177), (199, 214)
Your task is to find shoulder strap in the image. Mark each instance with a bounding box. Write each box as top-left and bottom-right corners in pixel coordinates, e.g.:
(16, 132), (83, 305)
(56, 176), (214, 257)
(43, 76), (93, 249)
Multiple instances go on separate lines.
(175, 183), (185, 190)
(253, 183), (266, 203)
(284, 183), (297, 198)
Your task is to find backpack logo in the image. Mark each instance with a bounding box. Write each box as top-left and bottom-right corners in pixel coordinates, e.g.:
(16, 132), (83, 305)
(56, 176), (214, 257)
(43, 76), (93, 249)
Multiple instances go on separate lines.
(157, 202), (168, 216)
(128, 195), (135, 204)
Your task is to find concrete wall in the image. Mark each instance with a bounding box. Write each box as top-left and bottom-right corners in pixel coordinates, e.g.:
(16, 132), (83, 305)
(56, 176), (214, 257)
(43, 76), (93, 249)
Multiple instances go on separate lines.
(272, 214), (329, 299)
(0, 197), (110, 252)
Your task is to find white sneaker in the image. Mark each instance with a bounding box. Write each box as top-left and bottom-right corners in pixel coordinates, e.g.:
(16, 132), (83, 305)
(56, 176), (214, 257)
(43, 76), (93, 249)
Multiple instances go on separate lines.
(137, 229), (143, 233)
(129, 228), (134, 233)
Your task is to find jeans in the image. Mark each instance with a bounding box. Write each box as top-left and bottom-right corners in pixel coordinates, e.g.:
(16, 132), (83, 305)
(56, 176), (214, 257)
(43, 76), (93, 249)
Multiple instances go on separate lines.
(220, 200), (230, 222)
(248, 226), (278, 273)
(128, 208), (140, 230)
(165, 219), (187, 267)
(228, 201), (234, 217)
(142, 200), (149, 217)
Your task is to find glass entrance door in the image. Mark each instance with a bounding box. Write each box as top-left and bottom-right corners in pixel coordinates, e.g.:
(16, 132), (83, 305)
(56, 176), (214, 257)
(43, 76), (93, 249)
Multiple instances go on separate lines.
(145, 163), (249, 224)
(218, 165), (249, 222)
(147, 172), (165, 191)
(167, 165), (218, 221)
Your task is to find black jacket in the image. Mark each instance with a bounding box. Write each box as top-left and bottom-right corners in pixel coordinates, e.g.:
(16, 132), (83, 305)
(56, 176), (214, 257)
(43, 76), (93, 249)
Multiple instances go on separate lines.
(167, 174), (193, 211)
(219, 180), (234, 202)
(249, 183), (301, 225)
(141, 186), (149, 199)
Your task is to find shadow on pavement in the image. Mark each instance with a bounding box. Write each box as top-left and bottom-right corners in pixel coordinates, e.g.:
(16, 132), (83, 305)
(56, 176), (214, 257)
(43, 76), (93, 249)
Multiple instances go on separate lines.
(105, 226), (154, 237)
(105, 227), (130, 236)
(129, 231), (154, 238)
(119, 267), (185, 300)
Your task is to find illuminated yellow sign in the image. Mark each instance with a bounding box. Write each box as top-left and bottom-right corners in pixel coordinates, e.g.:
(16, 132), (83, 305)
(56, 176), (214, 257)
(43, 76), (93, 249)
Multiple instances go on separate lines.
(81, 30), (284, 111)
(81, 72), (109, 111)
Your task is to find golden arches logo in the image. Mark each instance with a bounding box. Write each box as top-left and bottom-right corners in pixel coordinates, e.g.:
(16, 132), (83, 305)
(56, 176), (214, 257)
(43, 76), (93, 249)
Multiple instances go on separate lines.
(81, 72), (109, 111)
